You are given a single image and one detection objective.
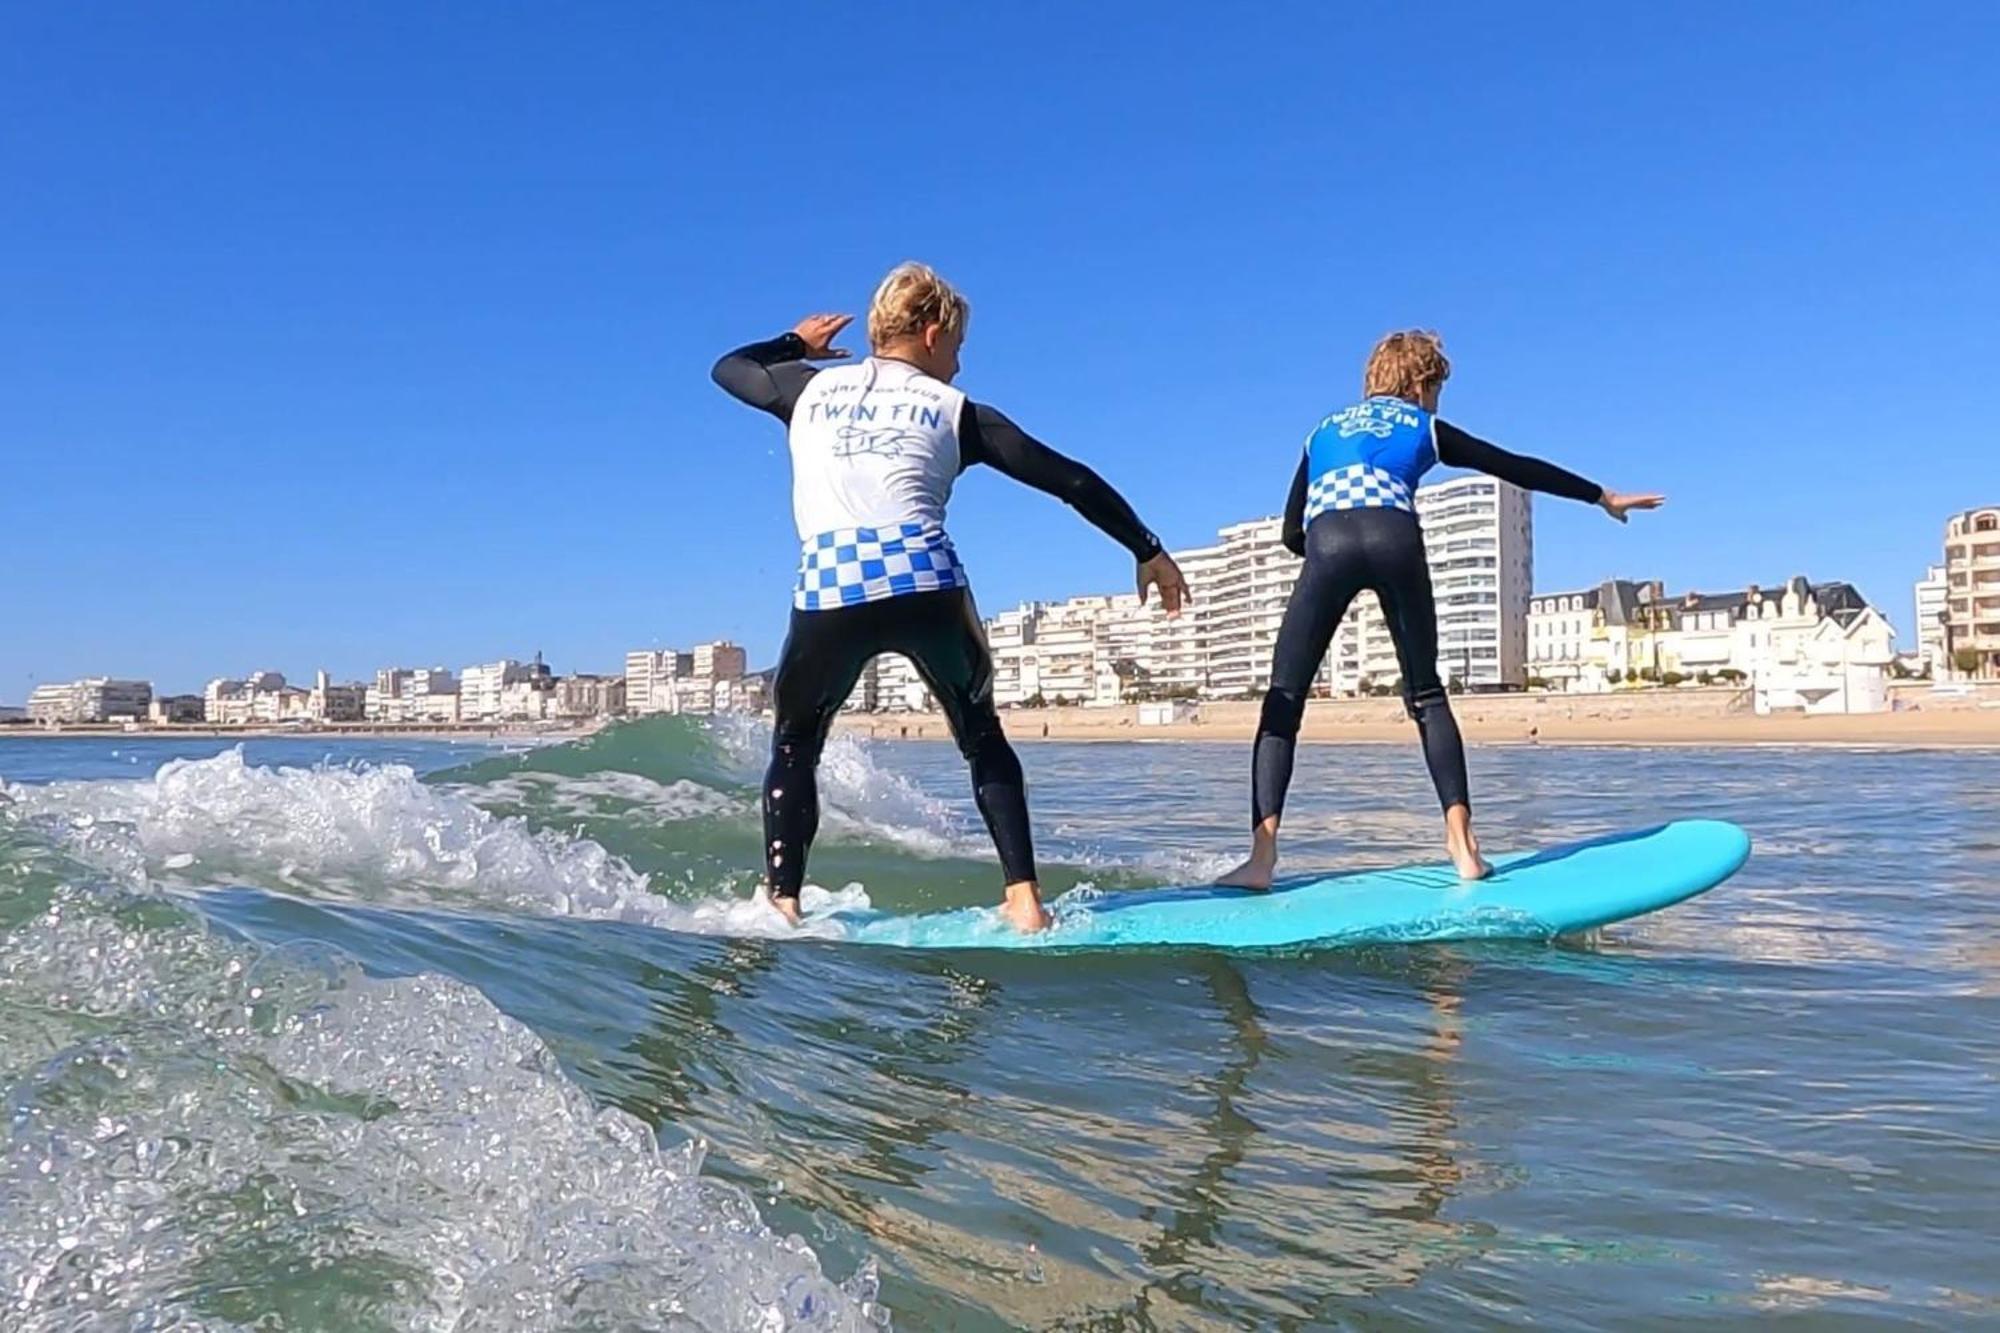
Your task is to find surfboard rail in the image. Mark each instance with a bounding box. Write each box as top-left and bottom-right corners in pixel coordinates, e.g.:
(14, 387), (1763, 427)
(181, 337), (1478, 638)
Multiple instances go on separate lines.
(840, 819), (1752, 952)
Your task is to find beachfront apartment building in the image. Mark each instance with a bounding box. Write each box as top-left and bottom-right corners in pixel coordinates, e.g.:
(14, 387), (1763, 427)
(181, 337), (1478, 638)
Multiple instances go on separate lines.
(1914, 564), (1950, 678)
(1319, 478), (1534, 697)
(26, 677), (153, 724)
(874, 652), (930, 712)
(1527, 576), (1894, 711)
(1527, 581), (1669, 691)
(202, 670), (369, 724)
(924, 476), (1534, 714)
(204, 672), (293, 725)
(693, 641), (747, 682)
(552, 673), (625, 719)
(1419, 476), (1533, 690)
(307, 671), (367, 723)
(367, 667), (461, 723)
(1941, 505), (2000, 680)
(625, 649), (693, 715)
(626, 641), (757, 715)
(841, 657), (883, 714)
(988, 604), (1041, 706)
(1089, 593), (1166, 705)
(1149, 542), (1223, 699)
(149, 694), (205, 724)
(1671, 577), (1893, 714)
(1031, 596), (1115, 704)
(1196, 518), (1300, 698)
(459, 660), (548, 722)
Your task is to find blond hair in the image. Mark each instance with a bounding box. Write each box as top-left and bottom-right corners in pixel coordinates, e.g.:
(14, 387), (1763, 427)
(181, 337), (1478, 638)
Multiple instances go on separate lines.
(867, 261), (970, 348)
(1363, 330), (1451, 402)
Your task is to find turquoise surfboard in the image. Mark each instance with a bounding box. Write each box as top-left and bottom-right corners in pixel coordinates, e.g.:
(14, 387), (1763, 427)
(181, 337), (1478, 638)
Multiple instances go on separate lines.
(841, 819), (1750, 951)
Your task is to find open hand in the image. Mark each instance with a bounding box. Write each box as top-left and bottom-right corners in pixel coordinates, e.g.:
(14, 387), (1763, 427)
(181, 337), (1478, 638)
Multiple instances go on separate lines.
(1138, 552), (1189, 617)
(792, 313), (854, 360)
(1599, 490), (1665, 524)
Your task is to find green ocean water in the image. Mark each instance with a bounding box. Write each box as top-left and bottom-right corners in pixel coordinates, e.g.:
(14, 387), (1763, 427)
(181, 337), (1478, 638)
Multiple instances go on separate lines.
(2, 720), (1996, 1329)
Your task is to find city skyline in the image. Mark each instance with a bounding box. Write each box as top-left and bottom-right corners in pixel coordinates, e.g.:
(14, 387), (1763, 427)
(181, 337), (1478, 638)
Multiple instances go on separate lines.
(15, 481), (1956, 717)
(6, 7), (1995, 705)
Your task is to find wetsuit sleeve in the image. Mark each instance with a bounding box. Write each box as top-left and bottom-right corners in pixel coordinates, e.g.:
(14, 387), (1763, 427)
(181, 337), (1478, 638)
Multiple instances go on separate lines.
(960, 401), (1163, 562)
(1434, 420), (1604, 504)
(710, 332), (821, 423)
(1281, 453), (1309, 557)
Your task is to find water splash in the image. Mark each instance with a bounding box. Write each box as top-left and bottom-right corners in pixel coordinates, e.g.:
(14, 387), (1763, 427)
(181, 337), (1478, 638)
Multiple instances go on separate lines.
(0, 751), (867, 940)
(0, 881), (889, 1330)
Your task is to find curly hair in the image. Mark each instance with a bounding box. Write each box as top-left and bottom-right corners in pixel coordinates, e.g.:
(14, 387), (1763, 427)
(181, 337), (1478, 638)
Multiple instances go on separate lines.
(867, 262), (970, 348)
(1363, 330), (1451, 403)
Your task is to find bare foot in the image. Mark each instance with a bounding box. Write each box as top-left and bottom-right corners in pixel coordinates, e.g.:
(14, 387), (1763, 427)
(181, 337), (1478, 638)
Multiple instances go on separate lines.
(1215, 853), (1276, 892)
(1217, 826), (1279, 891)
(1446, 833), (1492, 881)
(1443, 804), (1493, 881)
(762, 886), (804, 927)
(998, 881), (1052, 933)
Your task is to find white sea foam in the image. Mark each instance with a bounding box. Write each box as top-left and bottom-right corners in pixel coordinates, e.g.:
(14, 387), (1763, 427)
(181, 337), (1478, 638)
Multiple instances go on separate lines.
(0, 887), (888, 1330)
(465, 770), (747, 824)
(0, 753), (868, 941)
(706, 716), (964, 857)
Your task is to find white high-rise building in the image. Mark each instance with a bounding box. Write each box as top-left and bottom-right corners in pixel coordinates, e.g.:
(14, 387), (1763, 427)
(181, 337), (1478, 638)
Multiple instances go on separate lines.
(1290, 477), (1535, 697)
(1152, 542), (1225, 699)
(874, 653), (931, 711)
(1030, 596), (1112, 704)
(982, 591), (1183, 709)
(624, 649), (692, 715)
(366, 666), (460, 723)
(26, 677), (153, 724)
(840, 476), (1535, 713)
(1199, 518), (1301, 699)
(842, 657), (883, 714)
(693, 641), (747, 682)
(1089, 593), (1159, 705)
(1938, 506), (2000, 681)
(1325, 593), (1398, 697)
(988, 604), (1043, 706)
(460, 661), (537, 721)
(1418, 476), (1533, 690)
(1914, 564), (1949, 677)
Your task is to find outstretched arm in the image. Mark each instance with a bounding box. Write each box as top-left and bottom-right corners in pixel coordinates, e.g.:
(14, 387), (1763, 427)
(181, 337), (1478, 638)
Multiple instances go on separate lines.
(962, 401), (1188, 613)
(709, 314), (854, 423)
(1281, 453), (1309, 557)
(1435, 420), (1665, 522)
(1434, 420), (1603, 502)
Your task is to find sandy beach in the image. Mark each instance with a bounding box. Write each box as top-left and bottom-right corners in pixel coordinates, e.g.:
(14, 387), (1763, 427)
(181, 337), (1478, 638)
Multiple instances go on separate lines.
(837, 685), (2000, 749)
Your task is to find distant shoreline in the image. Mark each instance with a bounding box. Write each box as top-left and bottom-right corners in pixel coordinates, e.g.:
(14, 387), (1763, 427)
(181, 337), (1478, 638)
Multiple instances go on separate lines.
(0, 722), (602, 743)
(9, 691), (1999, 752)
(837, 690), (2000, 751)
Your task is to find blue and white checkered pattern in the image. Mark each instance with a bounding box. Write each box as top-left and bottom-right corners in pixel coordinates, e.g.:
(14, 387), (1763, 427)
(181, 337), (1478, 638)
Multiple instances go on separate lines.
(1302, 462), (1416, 521)
(795, 523), (968, 611)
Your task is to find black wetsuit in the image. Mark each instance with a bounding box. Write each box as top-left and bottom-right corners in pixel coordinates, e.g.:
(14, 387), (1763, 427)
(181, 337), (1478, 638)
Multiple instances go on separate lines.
(1251, 422), (1601, 825)
(713, 333), (1161, 900)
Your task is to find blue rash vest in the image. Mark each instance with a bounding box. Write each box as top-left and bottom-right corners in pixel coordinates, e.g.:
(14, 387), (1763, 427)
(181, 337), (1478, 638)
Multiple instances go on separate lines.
(1301, 395), (1437, 521)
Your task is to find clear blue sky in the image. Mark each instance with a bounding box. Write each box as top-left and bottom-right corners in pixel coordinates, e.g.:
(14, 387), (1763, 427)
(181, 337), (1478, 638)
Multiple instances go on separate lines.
(4, 3), (1996, 700)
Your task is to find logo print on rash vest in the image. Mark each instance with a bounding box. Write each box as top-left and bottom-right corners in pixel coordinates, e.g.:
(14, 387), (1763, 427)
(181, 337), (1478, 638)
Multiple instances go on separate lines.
(1335, 410), (1399, 439)
(830, 425), (930, 460)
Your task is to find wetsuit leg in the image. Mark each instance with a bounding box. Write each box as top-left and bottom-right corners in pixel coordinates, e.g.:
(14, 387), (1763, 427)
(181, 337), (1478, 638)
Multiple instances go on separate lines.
(891, 589), (1038, 886)
(1251, 519), (1365, 825)
(1367, 515), (1472, 812)
(764, 605), (876, 900)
